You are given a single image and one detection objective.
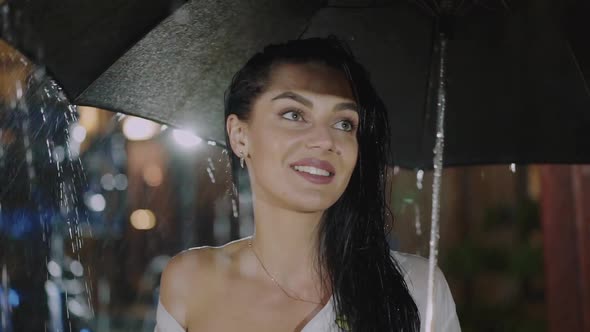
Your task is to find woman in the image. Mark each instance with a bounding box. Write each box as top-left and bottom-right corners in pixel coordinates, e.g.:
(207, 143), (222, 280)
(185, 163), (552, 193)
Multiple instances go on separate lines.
(156, 37), (460, 331)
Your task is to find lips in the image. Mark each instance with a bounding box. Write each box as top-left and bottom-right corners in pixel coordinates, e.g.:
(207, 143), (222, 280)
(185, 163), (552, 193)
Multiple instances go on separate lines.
(289, 158), (336, 185)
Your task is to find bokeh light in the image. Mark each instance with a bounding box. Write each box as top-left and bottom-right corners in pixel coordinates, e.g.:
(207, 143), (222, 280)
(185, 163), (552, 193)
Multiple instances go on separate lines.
(172, 129), (202, 148)
(86, 193), (106, 212)
(143, 164), (163, 187)
(130, 209), (157, 230)
(122, 116), (160, 141)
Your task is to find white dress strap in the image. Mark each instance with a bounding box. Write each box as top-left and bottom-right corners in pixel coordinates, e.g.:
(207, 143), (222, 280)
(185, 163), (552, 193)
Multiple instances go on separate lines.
(154, 301), (186, 332)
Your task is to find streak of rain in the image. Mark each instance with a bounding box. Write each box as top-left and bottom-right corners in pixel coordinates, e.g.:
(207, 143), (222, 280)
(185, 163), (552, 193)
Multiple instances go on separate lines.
(424, 35), (447, 332)
(0, 45), (95, 329)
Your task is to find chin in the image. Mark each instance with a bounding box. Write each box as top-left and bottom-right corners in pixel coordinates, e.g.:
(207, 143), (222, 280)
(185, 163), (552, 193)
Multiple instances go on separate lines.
(284, 194), (340, 213)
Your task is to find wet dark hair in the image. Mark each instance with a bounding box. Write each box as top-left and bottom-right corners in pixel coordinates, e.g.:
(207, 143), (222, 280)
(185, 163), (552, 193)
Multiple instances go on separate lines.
(224, 37), (420, 331)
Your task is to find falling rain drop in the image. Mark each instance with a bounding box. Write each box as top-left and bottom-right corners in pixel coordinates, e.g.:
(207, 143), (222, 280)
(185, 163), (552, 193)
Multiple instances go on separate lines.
(414, 203), (422, 236)
(231, 198), (239, 218)
(416, 169), (424, 190)
(206, 167), (216, 183)
(207, 157), (216, 171)
(510, 163), (516, 173)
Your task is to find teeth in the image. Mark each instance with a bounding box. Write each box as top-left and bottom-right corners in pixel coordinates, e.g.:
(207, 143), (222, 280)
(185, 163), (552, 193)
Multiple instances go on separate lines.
(293, 165), (331, 176)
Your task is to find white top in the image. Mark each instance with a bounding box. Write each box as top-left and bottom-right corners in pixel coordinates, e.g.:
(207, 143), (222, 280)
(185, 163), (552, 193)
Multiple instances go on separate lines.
(155, 251), (461, 332)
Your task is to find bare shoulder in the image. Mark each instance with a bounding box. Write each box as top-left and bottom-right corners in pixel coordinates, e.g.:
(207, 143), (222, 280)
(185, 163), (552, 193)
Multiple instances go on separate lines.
(159, 238), (250, 327)
(159, 246), (218, 328)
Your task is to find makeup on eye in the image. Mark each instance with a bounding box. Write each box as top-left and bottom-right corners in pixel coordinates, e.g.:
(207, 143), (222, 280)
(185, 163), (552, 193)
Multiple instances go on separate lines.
(334, 119), (357, 132)
(280, 108), (306, 121)
(280, 109), (357, 132)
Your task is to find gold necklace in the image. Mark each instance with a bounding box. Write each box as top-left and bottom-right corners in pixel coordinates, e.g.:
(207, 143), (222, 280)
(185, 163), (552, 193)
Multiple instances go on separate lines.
(247, 238), (323, 305)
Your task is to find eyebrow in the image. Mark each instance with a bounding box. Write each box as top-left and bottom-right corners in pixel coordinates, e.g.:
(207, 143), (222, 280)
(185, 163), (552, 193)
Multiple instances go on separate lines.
(271, 91), (358, 113)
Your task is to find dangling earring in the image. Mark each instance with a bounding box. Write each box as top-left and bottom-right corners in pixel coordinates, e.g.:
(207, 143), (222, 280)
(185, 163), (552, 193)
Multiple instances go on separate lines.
(240, 152), (245, 169)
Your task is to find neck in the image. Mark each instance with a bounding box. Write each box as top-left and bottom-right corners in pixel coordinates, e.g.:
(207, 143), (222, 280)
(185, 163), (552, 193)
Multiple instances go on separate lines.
(249, 197), (330, 301)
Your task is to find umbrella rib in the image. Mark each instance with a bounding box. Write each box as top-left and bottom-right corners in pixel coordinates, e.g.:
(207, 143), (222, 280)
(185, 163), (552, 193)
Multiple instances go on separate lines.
(428, 0), (441, 12)
(406, 0), (437, 16)
(297, 5), (324, 40)
(566, 40), (590, 100)
(455, 0), (467, 14)
(500, 0), (512, 12)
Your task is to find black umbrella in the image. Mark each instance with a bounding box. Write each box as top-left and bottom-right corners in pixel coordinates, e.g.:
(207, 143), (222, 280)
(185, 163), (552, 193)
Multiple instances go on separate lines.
(4, 0), (590, 168)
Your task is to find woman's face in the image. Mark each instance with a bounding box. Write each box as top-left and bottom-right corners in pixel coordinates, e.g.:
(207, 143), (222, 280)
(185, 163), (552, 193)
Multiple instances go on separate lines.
(228, 62), (359, 213)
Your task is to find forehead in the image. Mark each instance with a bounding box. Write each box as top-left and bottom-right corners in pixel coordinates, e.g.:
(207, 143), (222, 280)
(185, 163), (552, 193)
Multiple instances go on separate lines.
(265, 62), (354, 100)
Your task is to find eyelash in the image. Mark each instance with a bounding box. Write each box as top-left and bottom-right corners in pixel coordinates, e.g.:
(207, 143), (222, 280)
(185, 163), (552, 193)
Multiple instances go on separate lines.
(281, 109), (305, 121)
(280, 109), (357, 132)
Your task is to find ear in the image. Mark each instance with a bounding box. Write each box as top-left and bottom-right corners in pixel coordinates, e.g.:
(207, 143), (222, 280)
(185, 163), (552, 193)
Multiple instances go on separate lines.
(226, 114), (249, 157)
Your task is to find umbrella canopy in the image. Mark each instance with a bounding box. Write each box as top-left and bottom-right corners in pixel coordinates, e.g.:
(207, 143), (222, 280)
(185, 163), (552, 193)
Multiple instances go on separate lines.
(2, 0), (188, 98)
(4, 0), (590, 168)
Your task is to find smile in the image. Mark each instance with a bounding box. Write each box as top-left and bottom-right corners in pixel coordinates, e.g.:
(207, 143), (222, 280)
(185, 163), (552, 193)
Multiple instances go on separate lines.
(292, 165), (333, 177)
(289, 158), (336, 184)
(290, 166), (335, 185)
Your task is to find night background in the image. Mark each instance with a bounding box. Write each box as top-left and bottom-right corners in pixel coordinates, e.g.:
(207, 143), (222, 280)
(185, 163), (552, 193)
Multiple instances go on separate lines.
(1, 0), (589, 331)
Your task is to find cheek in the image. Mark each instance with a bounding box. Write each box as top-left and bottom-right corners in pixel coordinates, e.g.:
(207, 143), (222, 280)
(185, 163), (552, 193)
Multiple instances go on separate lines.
(249, 124), (292, 167)
(341, 139), (359, 174)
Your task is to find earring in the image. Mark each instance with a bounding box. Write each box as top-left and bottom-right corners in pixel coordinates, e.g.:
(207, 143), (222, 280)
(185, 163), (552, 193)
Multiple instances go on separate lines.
(240, 152), (245, 169)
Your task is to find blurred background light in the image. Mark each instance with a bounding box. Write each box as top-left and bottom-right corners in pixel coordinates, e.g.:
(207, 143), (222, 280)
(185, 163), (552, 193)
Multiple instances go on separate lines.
(64, 279), (84, 295)
(70, 260), (84, 277)
(52, 146), (66, 163)
(130, 209), (156, 230)
(172, 129), (202, 148)
(114, 174), (128, 190)
(69, 141), (81, 158)
(122, 116), (160, 141)
(47, 260), (62, 278)
(100, 173), (115, 191)
(8, 288), (20, 307)
(86, 193), (106, 212)
(70, 124), (87, 143)
(143, 164), (163, 187)
(67, 298), (86, 317)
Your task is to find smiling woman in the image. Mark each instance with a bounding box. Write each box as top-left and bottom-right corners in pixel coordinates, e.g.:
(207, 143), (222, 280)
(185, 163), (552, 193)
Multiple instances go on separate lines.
(155, 37), (460, 332)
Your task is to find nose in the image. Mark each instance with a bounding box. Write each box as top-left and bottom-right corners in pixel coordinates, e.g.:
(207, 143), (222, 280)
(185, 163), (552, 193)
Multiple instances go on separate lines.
(305, 124), (339, 154)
